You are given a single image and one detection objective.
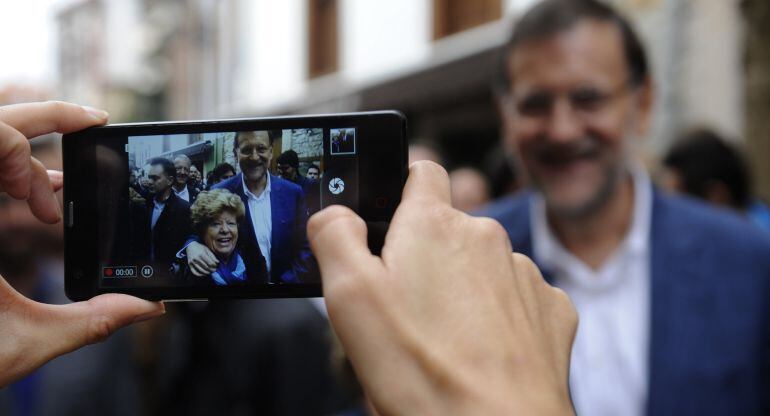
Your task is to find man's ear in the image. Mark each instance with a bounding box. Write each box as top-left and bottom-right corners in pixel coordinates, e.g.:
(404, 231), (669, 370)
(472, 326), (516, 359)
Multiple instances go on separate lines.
(634, 76), (654, 137)
(496, 94), (515, 151)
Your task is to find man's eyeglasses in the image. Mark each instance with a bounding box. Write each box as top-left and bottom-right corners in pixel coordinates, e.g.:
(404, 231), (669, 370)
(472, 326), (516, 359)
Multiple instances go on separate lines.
(508, 82), (634, 119)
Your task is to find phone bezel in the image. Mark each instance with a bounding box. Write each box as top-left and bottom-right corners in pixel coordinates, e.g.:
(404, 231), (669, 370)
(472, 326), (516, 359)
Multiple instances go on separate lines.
(63, 111), (407, 301)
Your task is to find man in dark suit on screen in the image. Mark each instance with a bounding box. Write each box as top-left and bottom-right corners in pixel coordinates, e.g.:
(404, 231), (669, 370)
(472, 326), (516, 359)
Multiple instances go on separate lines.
(185, 131), (314, 283)
(143, 157), (191, 272)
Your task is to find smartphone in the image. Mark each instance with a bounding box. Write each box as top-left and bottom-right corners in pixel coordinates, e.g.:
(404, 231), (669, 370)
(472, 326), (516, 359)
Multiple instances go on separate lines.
(63, 111), (406, 301)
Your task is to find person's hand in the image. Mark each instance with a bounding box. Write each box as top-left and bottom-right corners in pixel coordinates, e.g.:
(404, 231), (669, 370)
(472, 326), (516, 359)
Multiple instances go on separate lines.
(185, 241), (218, 276)
(128, 186), (146, 204)
(308, 161), (578, 415)
(0, 101), (165, 387)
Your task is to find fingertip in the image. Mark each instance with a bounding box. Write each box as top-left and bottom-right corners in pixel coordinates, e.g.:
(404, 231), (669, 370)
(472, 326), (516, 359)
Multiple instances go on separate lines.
(132, 301), (166, 324)
(0, 101), (110, 137)
(48, 170), (64, 192)
(80, 106), (110, 124)
(307, 205), (373, 279)
(402, 160), (451, 205)
(307, 204), (360, 241)
(408, 159), (448, 175)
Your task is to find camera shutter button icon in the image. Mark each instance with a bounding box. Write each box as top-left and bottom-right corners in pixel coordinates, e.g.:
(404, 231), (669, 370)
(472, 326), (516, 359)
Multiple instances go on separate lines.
(329, 178), (345, 195)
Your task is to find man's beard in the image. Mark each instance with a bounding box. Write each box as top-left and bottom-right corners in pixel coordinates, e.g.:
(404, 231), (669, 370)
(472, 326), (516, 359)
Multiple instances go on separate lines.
(241, 161), (267, 182)
(528, 137), (625, 220)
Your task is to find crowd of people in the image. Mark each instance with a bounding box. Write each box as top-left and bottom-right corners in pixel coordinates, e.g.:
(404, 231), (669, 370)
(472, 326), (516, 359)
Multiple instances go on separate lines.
(127, 131), (321, 285)
(1, 0), (770, 415)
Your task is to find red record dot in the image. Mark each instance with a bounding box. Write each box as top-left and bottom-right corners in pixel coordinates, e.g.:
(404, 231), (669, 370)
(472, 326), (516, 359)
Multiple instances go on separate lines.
(105, 268), (114, 277)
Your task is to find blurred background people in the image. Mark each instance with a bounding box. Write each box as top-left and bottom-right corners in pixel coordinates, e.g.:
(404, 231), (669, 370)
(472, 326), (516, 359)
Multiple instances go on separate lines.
(449, 166), (491, 213)
(189, 165), (204, 192)
(661, 128), (770, 231)
(306, 163), (320, 180)
(277, 149), (320, 214)
(206, 162), (237, 189)
(277, 149), (316, 189)
(172, 154), (200, 204)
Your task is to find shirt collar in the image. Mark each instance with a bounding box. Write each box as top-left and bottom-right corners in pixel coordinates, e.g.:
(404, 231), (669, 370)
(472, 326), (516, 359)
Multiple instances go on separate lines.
(242, 172), (271, 201)
(531, 162), (653, 278)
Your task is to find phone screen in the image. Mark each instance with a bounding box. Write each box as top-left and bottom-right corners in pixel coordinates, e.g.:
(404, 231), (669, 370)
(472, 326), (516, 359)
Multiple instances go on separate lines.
(96, 126), (358, 289)
(64, 112), (405, 300)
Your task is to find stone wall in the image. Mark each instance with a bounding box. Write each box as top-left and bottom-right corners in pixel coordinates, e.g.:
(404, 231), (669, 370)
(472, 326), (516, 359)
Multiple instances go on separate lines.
(285, 128), (323, 159)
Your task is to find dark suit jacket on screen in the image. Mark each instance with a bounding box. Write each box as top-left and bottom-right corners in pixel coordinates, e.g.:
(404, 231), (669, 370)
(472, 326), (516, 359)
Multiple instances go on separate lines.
(296, 174), (320, 214)
(213, 173), (314, 283)
(478, 188), (770, 415)
(147, 192), (191, 270)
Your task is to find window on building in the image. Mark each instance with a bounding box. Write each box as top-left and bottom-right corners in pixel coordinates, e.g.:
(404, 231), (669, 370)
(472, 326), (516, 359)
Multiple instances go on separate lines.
(433, 0), (502, 40)
(308, 0), (338, 78)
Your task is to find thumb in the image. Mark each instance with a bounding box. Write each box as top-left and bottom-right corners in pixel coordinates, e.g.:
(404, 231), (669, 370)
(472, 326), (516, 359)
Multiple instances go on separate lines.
(308, 205), (382, 289)
(36, 294), (164, 357)
(0, 278), (165, 387)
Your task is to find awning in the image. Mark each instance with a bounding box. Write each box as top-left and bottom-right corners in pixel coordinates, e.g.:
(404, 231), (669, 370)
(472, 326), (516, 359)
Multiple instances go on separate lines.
(158, 140), (214, 161)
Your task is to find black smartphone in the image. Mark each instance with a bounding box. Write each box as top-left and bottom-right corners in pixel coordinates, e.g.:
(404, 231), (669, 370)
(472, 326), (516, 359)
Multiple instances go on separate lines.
(63, 111), (406, 301)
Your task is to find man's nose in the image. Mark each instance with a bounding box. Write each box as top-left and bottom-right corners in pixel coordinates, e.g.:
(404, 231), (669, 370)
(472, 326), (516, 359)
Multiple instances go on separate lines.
(546, 98), (584, 143)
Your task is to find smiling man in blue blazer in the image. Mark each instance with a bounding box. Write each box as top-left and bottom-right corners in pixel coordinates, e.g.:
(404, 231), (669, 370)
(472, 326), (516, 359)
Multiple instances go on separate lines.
(185, 130), (314, 284)
(478, 1), (770, 415)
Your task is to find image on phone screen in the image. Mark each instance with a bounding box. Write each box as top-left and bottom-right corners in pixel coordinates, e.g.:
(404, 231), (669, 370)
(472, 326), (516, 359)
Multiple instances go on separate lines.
(106, 127), (358, 288)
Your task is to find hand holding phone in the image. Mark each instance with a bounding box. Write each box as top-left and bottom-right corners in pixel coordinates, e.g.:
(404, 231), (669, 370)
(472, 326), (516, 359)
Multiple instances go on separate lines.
(0, 101), (164, 388)
(310, 161), (577, 415)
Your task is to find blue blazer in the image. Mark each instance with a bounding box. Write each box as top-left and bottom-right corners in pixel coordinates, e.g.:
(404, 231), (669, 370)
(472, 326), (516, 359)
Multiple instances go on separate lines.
(214, 173), (314, 283)
(479, 189), (770, 415)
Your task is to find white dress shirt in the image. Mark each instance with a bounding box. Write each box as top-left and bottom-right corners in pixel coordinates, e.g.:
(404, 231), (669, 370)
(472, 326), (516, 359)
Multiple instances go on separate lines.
(243, 174), (273, 274)
(151, 199), (166, 230)
(531, 165), (653, 416)
(173, 184), (190, 202)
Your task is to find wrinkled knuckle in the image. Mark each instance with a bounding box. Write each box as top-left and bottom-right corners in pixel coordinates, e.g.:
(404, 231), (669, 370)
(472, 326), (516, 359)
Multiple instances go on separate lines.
(473, 217), (509, 245)
(512, 252), (548, 283)
(405, 202), (459, 236)
(86, 314), (116, 345)
(44, 100), (71, 113)
(550, 286), (578, 321)
(1, 142), (32, 185)
(512, 252), (538, 272)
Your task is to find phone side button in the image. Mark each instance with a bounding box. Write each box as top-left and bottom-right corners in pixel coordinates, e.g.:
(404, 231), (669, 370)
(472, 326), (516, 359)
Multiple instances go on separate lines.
(66, 201), (74, 228)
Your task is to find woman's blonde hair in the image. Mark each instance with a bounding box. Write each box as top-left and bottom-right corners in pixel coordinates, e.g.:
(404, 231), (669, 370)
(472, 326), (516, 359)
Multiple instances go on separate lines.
(190, 189), (245, 233)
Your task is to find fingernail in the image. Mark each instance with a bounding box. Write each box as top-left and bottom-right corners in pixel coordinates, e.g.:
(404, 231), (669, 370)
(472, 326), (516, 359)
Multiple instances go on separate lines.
(82, 106), (109, 121)
(132, 305), (166, 324)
